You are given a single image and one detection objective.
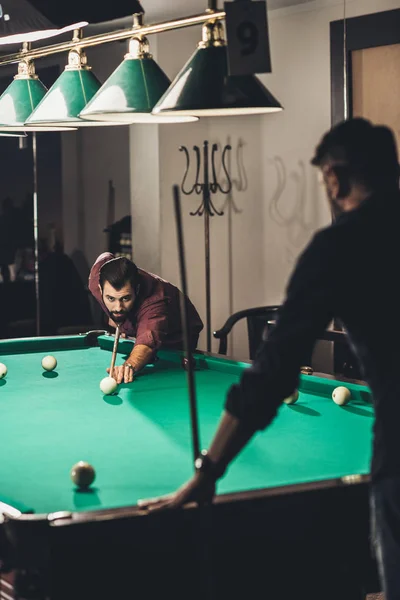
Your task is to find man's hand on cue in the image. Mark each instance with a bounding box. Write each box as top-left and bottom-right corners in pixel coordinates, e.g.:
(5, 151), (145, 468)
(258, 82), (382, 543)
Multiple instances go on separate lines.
(106, 362), (134, 383)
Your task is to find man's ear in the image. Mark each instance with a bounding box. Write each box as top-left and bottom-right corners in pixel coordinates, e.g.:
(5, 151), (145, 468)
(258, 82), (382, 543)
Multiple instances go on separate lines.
(322, 166), (340, 200)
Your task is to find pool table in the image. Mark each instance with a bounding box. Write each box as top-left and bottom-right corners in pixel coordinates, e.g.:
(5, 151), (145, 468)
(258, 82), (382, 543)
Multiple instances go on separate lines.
(0, 333), (378, 600)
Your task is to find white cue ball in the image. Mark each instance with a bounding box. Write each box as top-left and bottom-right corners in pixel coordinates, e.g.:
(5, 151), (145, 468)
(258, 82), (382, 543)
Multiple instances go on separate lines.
(100, 376), (118, 395)
(332, 386), (351, 406)
(0, 362), (7, 379)
(283, 390), (299, 404)
(42, 355), (57, 371)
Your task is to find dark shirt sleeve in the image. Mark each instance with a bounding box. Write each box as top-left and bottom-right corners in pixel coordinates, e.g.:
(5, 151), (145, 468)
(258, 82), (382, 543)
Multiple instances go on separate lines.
(225, 230), (338, 431)
(135, 297), (170, 350)
(88, 252), (114, 305)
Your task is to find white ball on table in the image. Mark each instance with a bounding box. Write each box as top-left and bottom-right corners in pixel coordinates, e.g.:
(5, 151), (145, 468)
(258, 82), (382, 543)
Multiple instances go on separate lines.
(100, 376), (118, 395)
(332, 386), (351, 406)
(0, 362), (7, 379)
(42, 355), (57, 371)
(283, 390), (299, 404)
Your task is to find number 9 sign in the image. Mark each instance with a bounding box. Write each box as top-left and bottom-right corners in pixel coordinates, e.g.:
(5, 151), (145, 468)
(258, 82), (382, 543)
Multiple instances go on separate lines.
(225, 1), (272, 76)
(237, 21), (259, 56)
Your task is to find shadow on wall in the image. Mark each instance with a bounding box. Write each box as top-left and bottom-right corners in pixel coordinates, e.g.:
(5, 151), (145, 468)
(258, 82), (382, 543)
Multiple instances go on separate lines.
(215, 137), (248, 200)
(267, 156), (324, 261)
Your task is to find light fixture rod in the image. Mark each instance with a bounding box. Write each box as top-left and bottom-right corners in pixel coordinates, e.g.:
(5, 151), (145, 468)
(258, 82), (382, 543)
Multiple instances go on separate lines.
(0, 10), (226, 67)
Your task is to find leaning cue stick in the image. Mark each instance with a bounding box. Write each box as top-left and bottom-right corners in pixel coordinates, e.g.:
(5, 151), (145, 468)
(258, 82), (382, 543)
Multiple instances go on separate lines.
(173, 185), (201, 462)
(32, 132), (40, 336)
(109, 325), (121, 379)
(173, 184), (214, 600)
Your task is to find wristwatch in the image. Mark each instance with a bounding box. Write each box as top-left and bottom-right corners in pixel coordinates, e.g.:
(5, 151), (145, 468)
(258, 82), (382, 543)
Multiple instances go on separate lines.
(194, 450), (225, 480)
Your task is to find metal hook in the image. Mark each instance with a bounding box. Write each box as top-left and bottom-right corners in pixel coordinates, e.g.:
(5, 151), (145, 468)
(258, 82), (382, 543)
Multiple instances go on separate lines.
(210, 143), (219, 194)
(208, 195), (224, 216)
(179, 146), (196, 195)
(193, 146), (203, 194)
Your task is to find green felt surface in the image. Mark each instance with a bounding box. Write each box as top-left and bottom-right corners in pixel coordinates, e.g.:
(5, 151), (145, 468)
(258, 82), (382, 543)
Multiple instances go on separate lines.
(0, 336), (373, 515)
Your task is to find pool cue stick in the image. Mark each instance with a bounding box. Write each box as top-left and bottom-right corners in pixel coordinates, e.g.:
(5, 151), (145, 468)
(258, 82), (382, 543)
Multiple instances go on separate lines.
(173, 185), (215, 600)
(173, 185), (201, 463)
(109, 325), (121, 379)
(32, 132), (40, 336)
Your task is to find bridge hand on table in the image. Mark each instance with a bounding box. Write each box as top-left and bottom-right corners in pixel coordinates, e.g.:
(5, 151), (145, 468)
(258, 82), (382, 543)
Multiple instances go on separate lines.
(137, 473), (215, 512)
(107, 363), (134, 384)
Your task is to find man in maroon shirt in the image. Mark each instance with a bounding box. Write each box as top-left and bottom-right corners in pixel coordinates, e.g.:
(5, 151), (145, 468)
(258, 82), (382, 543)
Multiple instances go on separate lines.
(89, 253), (203, 383)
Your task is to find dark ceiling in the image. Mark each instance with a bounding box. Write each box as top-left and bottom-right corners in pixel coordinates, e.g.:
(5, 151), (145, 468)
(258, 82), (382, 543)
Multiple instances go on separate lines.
(28, 0), (144, 26)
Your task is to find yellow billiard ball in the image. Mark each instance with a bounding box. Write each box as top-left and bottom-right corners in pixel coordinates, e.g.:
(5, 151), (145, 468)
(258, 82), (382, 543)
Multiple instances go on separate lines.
(332, 386), (351, 406)
(283, 390), (299, 404)
(70, 461), (96, 489)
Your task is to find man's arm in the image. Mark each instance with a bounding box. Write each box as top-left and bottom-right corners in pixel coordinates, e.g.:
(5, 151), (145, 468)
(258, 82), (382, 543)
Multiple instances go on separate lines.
(110, 299), (169, 383)
(138, 230), (340, 510)
(125, 344), (154, 370)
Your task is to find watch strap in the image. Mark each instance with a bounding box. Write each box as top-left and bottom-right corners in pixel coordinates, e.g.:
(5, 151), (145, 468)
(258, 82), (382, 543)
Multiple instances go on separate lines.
(194, 450), (225, 480)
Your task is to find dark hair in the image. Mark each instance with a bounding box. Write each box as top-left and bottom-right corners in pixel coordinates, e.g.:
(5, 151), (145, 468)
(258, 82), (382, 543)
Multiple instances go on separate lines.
(99, 257), (139, 291)
(311, 118), (400, 192)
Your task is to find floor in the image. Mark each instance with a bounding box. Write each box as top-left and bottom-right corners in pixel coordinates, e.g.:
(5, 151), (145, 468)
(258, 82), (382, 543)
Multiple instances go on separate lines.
(0, 574), (387, 600)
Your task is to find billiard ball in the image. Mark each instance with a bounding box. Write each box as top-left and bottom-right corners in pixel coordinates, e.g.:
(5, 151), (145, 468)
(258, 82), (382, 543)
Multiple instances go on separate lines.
(70, 461), (96, 489)
(100, 376), (118, 395)
(283, 390), (299, 404)
(0, 362), (7, 379)
(332, 386), (351, 406)
(42, 355), (57, 371)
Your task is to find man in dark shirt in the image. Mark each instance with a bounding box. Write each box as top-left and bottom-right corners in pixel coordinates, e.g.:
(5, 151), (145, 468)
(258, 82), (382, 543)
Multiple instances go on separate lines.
(89, 253), (203, 382)
(139, 118), (400, 599)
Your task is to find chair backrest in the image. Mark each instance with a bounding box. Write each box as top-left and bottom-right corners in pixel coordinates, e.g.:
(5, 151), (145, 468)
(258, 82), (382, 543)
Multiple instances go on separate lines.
(213, 305), (280, 357)
(246, 309), (279, 360)
(214, 306), (363, 379)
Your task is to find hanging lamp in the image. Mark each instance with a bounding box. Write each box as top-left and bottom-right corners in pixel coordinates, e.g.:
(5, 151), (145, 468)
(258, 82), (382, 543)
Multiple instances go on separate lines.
(152, 20), (283, 117)
(0, 45), (75, 132)
(26, 30), (122, 128)
(79, 14), (197, 124)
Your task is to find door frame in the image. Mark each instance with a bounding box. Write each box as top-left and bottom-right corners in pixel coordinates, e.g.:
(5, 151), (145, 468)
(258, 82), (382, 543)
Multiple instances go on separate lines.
(330, 8), (400, 125)
(330, 8), (400, 375)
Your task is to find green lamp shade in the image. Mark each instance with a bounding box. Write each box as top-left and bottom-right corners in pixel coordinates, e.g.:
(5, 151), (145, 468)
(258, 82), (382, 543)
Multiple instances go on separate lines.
(153, 45), (283, 117)
(80, 57), (197, 124)
(26, 69), (112, 128)
(0, 78), (46, 124)
(0, 78), (75, 131)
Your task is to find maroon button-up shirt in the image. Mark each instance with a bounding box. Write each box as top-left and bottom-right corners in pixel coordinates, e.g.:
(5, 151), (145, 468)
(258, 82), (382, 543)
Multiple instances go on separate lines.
(89, 253), (203, 352)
